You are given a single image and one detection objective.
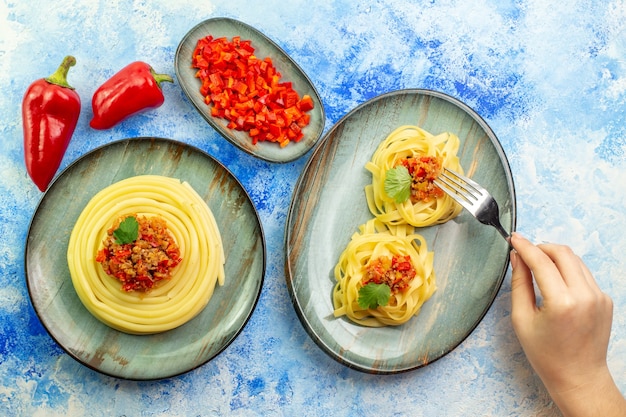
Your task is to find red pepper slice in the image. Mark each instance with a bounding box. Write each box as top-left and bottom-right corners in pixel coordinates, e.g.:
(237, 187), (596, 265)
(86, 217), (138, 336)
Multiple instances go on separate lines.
(90, 61), (173, 130)
(22, 56), (81, 192)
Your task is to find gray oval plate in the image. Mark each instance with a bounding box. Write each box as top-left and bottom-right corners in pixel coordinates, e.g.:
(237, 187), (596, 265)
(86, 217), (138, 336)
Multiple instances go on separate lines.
(175, 17), (326, 163)
(285, 89), (516, 374)
(25, 138), (265, 380)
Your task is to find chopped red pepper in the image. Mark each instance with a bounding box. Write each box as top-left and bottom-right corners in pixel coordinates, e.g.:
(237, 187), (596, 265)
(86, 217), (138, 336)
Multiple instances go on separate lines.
(299, 95), (315, 112)
(192, 35), (314, 148)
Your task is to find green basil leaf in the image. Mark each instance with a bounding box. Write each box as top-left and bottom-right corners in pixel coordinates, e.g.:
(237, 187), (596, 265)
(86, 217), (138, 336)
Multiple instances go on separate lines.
(113, 216), (139, 244)
(358, 282), (391, 309)
(384, 165), (412, 203)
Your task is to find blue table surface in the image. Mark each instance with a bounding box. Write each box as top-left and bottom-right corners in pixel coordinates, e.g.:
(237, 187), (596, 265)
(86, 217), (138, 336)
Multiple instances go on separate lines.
(2, 0), (626, 416)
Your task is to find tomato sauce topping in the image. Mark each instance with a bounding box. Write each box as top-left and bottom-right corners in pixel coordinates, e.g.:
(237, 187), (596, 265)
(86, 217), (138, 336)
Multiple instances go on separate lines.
(397, 155), (444, 203)
(363, 254), (417, 294)
(96, 215), (182, 292)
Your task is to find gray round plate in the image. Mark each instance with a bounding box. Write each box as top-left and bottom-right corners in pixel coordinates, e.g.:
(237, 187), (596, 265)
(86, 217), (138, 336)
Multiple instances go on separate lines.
(175, 17), (326, 163)
(25, 138), (265, 380)
(285, 89), (516, 374)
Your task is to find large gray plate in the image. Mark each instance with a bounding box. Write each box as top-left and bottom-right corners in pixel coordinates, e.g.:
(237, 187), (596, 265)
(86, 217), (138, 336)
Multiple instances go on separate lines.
(285, 89), (516, 374)
(25, 138), (265, 380)
(175, 17), (325, 163)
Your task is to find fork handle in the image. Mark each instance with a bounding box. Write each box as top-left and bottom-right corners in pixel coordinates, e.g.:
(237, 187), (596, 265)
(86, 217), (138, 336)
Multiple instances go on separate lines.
(492, 222), (511, 245)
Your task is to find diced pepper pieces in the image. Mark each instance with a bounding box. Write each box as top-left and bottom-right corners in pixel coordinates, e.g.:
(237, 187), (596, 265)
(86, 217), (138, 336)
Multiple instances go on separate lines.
(192, 35), (314, 147)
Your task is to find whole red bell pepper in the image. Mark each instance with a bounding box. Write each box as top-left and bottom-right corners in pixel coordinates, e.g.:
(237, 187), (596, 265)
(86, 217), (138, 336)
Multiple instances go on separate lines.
(22, 55), (81, 192)
(89, 61), (173, 129)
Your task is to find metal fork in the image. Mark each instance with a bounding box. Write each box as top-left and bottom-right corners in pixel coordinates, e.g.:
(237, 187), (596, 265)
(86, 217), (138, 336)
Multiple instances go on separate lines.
(433, 168), (511, 244)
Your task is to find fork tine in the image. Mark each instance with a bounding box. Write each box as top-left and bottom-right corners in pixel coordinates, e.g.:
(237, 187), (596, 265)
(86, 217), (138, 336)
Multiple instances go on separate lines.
(433, 170), (481, 208)
(434, 168), (511, 244)
(441, 169), (484, 200)
(433, 176), (472, 208)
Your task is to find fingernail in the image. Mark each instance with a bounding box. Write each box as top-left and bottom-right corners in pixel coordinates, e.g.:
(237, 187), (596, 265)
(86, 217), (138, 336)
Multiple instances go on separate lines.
(510, 232), (526, 245)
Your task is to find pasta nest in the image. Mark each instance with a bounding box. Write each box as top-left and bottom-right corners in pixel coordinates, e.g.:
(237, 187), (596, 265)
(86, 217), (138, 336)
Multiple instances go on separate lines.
(67, 175), (225, 335)
(333, 219), (436, 327)
(365, 125), (464, 227)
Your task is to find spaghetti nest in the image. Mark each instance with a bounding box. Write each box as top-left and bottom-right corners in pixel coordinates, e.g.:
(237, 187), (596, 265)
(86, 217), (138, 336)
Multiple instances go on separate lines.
(332, 219), (436, 327)
(67, 175), (225, 335)
(365, 125), (464, 227)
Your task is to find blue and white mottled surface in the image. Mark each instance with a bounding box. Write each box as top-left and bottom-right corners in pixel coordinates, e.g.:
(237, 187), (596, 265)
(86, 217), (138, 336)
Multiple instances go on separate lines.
(1, 0), (625, 415)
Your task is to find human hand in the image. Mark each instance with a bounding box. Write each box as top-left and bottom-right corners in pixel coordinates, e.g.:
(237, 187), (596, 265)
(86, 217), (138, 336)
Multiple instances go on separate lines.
(510, 233), (624, 417)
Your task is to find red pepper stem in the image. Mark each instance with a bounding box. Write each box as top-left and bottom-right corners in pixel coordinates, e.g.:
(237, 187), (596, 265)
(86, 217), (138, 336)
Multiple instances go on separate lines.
(150, 68), (174, 89)
(45, 55), (77, 90)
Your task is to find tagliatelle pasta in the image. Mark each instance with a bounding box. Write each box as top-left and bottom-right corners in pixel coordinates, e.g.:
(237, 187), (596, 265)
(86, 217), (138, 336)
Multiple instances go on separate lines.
(332, 219), (436, 327)
(365, 125), (464, 227)
(67, 175), (225, 335)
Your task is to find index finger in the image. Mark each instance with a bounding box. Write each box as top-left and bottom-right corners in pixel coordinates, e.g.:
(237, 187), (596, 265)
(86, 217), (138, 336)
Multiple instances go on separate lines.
(510, 233), (568, 298)
(536, 243), (593, 291)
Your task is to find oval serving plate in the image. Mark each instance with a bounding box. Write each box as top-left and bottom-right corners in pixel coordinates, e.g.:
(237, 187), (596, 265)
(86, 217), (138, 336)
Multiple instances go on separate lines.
(25, 138), (266, 380)
(175, 17), (326, 163)
(285, 89), (516, 374)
